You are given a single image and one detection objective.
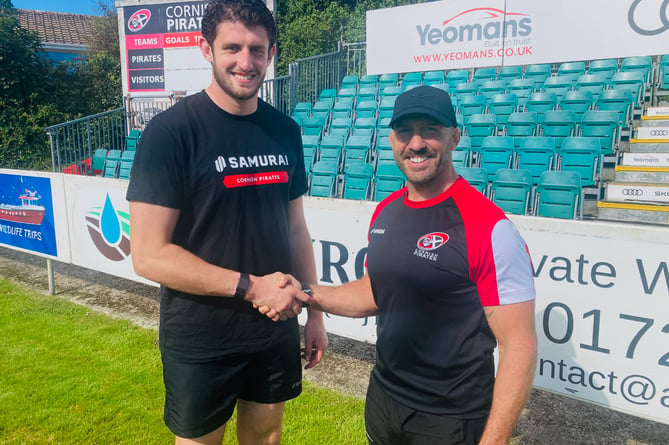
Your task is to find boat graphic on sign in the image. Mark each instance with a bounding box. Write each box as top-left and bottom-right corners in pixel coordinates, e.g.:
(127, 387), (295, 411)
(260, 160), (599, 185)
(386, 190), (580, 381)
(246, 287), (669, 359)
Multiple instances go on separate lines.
(0, 189), (46, 225)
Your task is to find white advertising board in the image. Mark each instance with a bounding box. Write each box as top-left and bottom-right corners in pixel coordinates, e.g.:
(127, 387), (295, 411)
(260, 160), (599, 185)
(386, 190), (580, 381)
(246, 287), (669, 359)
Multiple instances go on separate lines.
(514, 217), (669, 425)
(366, 0), (669, 75)
(10, 169), (667, 424)
(647, 107), (669, 117)
(0, 169), (71, 262)
(63, 175), (156, 286)
(606, 183), (669, 203)
(299, 198), (378, 343)
(637, 127), (669, 139)
(622, 152), (669, 167)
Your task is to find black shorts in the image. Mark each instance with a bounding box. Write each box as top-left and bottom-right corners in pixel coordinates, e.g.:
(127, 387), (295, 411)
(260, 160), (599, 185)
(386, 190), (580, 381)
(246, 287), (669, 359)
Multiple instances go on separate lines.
(365, 375), (487, 445)
(160, 321), (302, 439)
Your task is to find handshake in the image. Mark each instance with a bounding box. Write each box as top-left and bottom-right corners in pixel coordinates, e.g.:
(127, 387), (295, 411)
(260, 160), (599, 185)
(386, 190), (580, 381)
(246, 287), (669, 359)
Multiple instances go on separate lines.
(245, 272), (314, 321)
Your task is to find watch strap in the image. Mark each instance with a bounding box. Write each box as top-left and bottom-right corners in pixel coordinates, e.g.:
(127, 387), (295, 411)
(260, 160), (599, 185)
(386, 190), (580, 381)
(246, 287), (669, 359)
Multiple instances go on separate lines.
(235, 273), (250, 300)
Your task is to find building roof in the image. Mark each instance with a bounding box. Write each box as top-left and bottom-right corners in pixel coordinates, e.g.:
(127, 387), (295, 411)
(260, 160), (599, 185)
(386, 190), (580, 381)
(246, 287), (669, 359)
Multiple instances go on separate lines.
(18, 9), (95, 47)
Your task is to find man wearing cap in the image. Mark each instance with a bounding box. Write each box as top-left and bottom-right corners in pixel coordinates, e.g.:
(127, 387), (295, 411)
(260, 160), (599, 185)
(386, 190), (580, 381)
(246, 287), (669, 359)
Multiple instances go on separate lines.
(277, 85), (538, 444)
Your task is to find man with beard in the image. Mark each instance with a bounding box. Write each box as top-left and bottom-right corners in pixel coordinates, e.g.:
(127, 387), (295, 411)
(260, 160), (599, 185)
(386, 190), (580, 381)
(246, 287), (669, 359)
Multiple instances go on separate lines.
(126, 1), (327, 443)
(283, 86), (537, 445)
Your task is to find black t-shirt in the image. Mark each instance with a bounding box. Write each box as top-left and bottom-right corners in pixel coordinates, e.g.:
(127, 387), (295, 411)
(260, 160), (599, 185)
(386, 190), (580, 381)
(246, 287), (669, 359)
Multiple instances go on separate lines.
(126, 92), (307, 358)
(367, 178), (535, 416)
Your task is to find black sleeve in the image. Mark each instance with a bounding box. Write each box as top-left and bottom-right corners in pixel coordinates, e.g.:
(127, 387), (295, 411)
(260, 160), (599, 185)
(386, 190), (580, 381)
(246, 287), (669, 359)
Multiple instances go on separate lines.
(126, 114), (185, 209)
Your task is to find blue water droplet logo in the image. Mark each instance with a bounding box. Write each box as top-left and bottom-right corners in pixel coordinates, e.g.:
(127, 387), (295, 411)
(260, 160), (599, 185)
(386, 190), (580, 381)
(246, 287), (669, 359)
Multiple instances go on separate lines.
(100, 194), (121, 245)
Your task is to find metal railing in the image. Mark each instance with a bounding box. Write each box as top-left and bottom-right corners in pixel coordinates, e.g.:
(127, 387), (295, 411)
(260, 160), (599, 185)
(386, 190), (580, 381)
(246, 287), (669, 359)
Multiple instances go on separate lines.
(47, 42), (368, 174)
(260, 75), (292, 115)
(46, 108), (127, 175)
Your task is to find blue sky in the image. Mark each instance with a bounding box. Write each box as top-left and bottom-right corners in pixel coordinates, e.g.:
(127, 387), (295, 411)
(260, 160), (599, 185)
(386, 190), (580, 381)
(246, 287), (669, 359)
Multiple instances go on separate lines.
(12, 0), (103, 15)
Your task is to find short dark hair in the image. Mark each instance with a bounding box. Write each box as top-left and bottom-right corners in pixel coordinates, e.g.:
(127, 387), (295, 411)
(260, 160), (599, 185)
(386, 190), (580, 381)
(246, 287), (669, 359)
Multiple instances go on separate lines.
(201, 0), (278, 48)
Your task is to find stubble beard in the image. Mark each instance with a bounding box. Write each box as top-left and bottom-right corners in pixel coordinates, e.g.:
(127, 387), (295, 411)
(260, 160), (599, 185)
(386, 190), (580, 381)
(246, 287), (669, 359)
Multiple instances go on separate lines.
(212, 66), (266, 102)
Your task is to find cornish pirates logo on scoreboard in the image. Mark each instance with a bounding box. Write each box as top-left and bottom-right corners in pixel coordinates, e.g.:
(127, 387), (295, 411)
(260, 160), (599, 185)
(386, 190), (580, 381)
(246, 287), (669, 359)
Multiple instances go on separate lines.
(128, 9), (152, 32)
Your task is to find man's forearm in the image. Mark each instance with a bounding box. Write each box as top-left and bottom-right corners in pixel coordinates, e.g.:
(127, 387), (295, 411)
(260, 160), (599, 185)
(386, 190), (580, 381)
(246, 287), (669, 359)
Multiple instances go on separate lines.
(308, 274), (378, 318)
(479, 343), (537, 445)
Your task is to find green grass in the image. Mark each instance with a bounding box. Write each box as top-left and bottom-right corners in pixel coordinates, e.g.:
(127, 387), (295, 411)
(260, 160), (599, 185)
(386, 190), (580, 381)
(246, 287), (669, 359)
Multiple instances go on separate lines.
(0, 280), (365, 444)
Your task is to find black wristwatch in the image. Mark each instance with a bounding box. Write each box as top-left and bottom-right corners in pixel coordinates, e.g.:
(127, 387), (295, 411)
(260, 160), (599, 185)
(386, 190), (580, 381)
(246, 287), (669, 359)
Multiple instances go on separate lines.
(300, 282), (312, 307)
(235, 273), (250, 300)
(300, 281), (312, 296)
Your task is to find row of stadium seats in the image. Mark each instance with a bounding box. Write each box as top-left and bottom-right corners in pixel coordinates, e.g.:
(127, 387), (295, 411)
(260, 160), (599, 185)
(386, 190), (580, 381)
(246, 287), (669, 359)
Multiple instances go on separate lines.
(89, 129), (142, 179)
(296, 86), (636, 139)
(92, 148), (135, 179)
(455, 135), (603, 198)
(308, 160), (405, 202)
(327, 55), (666, 94)
(301, 109), (622, 176)
(458, 168), (583, 220)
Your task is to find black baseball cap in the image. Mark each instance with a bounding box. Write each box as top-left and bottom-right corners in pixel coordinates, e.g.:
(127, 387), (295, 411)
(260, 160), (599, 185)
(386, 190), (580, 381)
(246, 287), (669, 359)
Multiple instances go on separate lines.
(389, 85), (457, 128)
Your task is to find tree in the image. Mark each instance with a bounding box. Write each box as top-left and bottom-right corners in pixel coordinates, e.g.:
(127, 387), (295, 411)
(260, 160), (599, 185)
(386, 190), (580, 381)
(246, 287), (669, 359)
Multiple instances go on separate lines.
(0, 0), (122, 171)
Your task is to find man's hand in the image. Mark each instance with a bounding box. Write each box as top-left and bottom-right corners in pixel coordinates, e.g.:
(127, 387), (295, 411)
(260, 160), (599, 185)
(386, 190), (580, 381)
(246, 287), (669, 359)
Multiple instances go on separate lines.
(302, 313), (328, 369)
(246, 272), (303, 321)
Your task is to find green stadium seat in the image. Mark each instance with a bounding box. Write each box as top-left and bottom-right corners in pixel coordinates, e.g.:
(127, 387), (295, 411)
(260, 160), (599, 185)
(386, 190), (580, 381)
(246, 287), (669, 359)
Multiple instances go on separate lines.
(498, 65), (523, 82)
(578, 110), (620, 156)
(557, 136), (602, 191)
(379, 73), (399, 90)
(319, 89), (337, 101)
(534, 170), (582, 219)
(488, 93), (518, 129)
(464, 113), (497, 150)
(472, 67), (497, 86)
(505, 111), (538, 147)
(620, 55), (653, 85)
(526, 91), (558, 123)
(92, 148), (108, 175)
(456, 167), (489, 195)
(355, 100), (378, 119)
(540, 110), (576, 148)
(477, 136), (515, 181)
(609, 71), (645, 107)
(402, 71), (423, 88)
(380, 85), (403, 97)
(557, 61), (586, 85)
(360, 74), (378, 88)
(506, 78), (536, 110)
(374, 163), (405, 201)
(357, 86), (378, 103)
(118, 159), (133, 180)
(459, 95), (488, 124)
(514, 136), (556, 185)
(479, 80), (507, 102)
(423, 70), (445, 85)
(587, 58), (619, 82)
(378, 96), (397, 119)
(659, 54), (669, 90)
(541, 76), (572, 101)
(490, 168), (533, 215)
(524, 63), (552, 90)
(559, 90), (594, 123)
(595, 89), (634, 127)
(343, 162), (374, 200)
(446, 69), (470, 90)
(574, 74), (608, 102)
(453, 82), (478, 102)
(340, 75), (359, 90)
(310, 160), (339, 197)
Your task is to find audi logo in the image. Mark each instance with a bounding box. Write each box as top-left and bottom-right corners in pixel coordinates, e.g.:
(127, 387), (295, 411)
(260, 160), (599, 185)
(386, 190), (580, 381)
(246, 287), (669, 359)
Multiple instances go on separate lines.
(628, 0), (669, 36)
(648, 129), (669, 136)
(622, 188), (644, 196)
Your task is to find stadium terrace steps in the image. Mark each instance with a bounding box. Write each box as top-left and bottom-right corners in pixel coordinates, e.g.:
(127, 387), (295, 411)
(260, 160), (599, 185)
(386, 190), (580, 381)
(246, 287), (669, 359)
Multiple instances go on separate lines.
(597, 201), (669, 225)
(598, 107), (669, 225)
